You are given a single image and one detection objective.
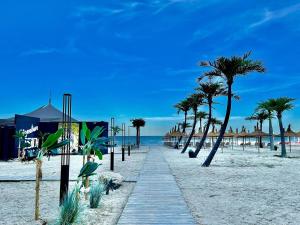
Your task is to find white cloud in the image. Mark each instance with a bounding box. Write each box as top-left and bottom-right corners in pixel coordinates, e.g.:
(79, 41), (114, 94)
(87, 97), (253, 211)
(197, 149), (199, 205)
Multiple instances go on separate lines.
(144, 115), (184, 121)
(20, 48), (59, 56)
(250, 3), (300, 28)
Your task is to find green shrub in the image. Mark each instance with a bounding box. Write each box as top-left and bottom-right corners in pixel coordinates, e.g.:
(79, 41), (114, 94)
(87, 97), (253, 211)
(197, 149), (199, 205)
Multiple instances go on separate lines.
(57, 186), (81, 225)
(90, 182), (105, 209)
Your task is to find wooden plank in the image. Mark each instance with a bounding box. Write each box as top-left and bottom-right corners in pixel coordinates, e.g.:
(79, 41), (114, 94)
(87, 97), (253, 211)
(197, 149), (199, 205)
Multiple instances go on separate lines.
(117, 148), (196, 225)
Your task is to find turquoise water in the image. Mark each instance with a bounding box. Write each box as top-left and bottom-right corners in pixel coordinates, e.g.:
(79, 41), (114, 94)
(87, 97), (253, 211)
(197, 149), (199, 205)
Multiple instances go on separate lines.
(114, 136), (164, 146)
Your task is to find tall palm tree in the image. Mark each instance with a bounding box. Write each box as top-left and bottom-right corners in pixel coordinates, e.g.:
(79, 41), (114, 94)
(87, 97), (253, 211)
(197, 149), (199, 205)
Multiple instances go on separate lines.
(245, 110), (269, 148)
(181, 93), (204, 154)
(269, 97), (295, 157)
(189, 82), (226, 158)
(174, 99), (191, 149)
(197, 111), (208, 133)
(200, 52), (265, 167)
(256, 100), (275, 151)
(131, 119), (146, 148)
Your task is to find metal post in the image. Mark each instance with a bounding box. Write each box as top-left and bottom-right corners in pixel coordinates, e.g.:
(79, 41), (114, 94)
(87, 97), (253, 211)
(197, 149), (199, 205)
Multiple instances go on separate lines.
(128, 126), (131, 156)
(110, 118), (114, 171)
(60, 94), (72, 205)
(122, 123), (125, 161)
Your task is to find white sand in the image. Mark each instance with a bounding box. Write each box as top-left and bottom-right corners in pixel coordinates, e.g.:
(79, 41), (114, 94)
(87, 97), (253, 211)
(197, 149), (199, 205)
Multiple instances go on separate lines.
(0, 147), (147, 225)
(164, 145), (300, 225)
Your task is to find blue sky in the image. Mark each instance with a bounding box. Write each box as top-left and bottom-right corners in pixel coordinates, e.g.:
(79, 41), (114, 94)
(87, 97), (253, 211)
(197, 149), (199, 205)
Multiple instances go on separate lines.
(0, 0), (300, 135)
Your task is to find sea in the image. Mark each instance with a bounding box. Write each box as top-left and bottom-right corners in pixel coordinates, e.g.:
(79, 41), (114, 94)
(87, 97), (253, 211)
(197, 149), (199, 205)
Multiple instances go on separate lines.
(114, 136), (164, 146)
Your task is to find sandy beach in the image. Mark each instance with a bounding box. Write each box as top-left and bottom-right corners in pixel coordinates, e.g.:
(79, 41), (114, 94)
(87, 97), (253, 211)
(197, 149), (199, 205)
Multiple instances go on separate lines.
(164, 145), (300, 225)
(0, 147), (148, 225)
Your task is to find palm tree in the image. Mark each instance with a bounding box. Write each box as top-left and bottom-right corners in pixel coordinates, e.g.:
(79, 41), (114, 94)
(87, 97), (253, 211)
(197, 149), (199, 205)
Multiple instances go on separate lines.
(197, 111), (208, 133)
(174, 99), (191, 149)
(14, 130), (26, 159)
(269, 97), (295, 157)
(181, 93), (204, 154)
(131, 119), (146, 148)
(189, 82), (226, 158)
(245, 110), (269, 148)
(256, 100), (275, 151)
(200, 52), (265, 167)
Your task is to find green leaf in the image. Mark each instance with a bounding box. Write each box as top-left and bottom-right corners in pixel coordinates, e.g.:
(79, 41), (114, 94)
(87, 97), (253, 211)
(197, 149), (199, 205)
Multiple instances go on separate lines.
(78, 162), (100, 178)
(42, 128), (64, 149)
(90, 126), (104, 141)
(94, 149), (103, 160)
(47, 139), (70, 152)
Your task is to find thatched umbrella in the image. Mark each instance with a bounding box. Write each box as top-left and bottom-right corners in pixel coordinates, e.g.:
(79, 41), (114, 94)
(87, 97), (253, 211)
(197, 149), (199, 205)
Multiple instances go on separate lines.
(236, 126), (249, 151)
(284, 124), (297, 153)
(248, 126), (268, 151)
(224, 127), (235, 149)
(207, 130), (220, 146)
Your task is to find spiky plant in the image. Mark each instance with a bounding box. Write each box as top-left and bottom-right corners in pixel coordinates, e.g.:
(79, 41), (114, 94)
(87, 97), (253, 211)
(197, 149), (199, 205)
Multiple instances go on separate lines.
(57, 186), (81, 225)
(90, 182), (105, 209)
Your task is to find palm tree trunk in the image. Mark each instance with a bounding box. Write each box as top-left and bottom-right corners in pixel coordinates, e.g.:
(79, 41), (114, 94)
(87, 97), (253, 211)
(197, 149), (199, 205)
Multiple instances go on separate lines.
(35, 159), (42, 220)
(199, 119), (202, 133)
(136, 127), (139, 147)
(278, 115), (287, 157)
(268, 116), (274, 151)
(259, 121), (263, 148)
(191, 102), (212, 158)
(181, 110), (197, 154)
(175, 112), (187, 149)
(202, 84), (232, 167)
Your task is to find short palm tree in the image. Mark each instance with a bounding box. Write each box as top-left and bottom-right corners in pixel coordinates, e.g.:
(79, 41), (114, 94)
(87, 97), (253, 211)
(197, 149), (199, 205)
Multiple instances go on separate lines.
(174, 99), (191, 149)
(14, 130), (26, 159)
(181, 93), (204, 154)
(197, 111), (208, 133)
(200, 52), (265, 167)
(269, 97), (295, 157)
(131, 119), (146, 148)
(189, 81), (226, 158)
(256, 100), (275, 151)
(245, 110), (269, 148)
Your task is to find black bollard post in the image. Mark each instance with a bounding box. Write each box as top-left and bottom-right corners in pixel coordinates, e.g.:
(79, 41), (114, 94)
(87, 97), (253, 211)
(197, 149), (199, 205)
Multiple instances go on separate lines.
(122, 123), (125, 161)
(128, 145), (131, 156)
(60, 94), (72, 205)
(110, 117), (115, 171)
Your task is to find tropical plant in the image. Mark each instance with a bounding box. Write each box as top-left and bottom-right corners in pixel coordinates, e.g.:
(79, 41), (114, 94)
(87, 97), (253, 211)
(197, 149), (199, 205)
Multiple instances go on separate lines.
(35, 128), (70, 220)
(80, 122), (109, 199)
(111, 126), (122, 136)
(200, 52), (265, 167)
(14, 130), (26, 159)
(174, 99), (191, 149)
(256, 100), (276, 151)
(197, 111), (208, 133)
(89, 182), (105, 209)
(189, 81), (226, 158)
(268, 97), (295, 157)
(131, 119), (146, 148)
(181, 93), (204, 153)
(245, 110), (269, 148)
(57, 185), (81, 225)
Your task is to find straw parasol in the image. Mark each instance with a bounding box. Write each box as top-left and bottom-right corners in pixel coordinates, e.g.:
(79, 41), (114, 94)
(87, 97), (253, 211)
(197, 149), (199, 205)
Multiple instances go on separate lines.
(224, 127), (235, 149)
(236, 126), (249, 150)
(284, 124), (297, 152)
(248, 126), (268, 151)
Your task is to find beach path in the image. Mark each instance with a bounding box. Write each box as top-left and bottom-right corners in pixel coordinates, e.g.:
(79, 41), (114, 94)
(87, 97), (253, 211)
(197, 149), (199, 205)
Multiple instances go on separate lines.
(117, 147), (196, 225)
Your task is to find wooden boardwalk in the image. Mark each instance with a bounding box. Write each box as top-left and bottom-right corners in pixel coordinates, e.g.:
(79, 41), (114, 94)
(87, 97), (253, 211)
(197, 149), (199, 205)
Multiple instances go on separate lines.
(117, 148), (196, 225)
